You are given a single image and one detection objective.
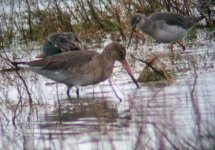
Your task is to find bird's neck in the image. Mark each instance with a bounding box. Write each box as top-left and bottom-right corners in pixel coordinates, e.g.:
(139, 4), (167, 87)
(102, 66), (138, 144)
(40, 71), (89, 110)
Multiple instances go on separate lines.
(100, 51), (115, 81)
(102, 50), (115, 66)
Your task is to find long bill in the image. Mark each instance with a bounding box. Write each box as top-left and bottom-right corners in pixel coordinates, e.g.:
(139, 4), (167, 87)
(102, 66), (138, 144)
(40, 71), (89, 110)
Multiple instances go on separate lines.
(127, 24), (137, 48)
(120, 59), (140, 88)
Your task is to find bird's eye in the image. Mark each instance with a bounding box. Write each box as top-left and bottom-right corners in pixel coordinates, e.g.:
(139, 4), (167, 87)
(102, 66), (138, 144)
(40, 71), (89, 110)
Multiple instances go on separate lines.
(119, 48), (126, 59)
(136, 16), (141, 23)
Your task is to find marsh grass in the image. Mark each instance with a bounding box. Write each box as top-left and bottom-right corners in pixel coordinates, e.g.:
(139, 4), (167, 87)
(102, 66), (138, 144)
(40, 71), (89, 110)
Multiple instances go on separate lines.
(0, 0), (214, 47)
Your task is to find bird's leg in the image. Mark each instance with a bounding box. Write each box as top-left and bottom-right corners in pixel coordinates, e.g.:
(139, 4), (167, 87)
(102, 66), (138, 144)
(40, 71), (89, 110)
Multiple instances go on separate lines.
(169, 43), (175, 58)
(169, 43), (176, 66)
(67, 86), (72, 101)
(76, 87), (80, 100)
(176, 40), (186, 51)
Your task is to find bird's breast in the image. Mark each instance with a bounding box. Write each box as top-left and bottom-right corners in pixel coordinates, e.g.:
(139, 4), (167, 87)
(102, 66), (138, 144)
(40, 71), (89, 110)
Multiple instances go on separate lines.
(153, 24), (187, 43)
(67, 57), (114, 86)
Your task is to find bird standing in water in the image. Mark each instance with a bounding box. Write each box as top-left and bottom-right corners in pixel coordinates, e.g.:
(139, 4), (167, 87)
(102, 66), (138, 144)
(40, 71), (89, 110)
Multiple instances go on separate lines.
(14, 42), (139, 99)
(128, 12), (204, 53)
(36, 32), (84, 58)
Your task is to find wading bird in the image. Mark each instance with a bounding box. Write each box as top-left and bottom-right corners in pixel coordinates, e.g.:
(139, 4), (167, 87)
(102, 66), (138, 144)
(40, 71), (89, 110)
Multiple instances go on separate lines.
(14, 42), (139, 99)
(128, 12), (204, 53)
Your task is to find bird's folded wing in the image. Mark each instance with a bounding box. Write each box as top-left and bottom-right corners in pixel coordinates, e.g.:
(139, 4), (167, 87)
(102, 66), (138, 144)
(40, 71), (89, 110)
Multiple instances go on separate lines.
(149, 12), (188, 29)
(55, 33), (82, 51)
(26, 51), (99, 71)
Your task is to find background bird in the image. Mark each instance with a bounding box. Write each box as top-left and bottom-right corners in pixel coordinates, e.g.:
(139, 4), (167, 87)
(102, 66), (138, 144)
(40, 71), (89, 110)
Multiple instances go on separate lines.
(36, 32), (84, 58)
(128, 12), (204, 53)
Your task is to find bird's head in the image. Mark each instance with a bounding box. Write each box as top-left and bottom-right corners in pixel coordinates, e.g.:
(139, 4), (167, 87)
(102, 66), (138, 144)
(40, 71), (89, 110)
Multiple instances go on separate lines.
(130, 13), (147, 28)
(103, 42), (140, 88)
(128, 13), (147, 47)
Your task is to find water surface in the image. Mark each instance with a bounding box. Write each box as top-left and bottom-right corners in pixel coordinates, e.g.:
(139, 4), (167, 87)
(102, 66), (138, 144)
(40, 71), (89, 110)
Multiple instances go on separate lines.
(0, 31), (215, 150)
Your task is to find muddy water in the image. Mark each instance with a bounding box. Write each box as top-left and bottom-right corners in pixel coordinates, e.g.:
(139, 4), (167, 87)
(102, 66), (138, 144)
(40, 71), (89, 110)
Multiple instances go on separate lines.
(0, 31), (215, 150)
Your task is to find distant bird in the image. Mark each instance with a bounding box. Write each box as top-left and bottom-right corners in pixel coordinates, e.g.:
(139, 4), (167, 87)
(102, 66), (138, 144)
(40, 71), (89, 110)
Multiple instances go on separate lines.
(36, 32), (84, 58)
(14, 42), (139, 99)
(128, 12), (204, 52)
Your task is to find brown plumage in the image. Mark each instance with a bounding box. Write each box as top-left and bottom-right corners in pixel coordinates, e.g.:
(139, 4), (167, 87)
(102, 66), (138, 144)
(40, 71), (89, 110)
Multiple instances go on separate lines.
(15, 42), (139, 99)
(36, 32), (84, 58)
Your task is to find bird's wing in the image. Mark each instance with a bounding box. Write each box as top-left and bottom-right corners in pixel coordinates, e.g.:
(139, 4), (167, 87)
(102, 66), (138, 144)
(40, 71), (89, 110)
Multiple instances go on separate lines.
(26, 51), (99, 71)
(55, 33), (83, 52)
(149, 12), (189, 29)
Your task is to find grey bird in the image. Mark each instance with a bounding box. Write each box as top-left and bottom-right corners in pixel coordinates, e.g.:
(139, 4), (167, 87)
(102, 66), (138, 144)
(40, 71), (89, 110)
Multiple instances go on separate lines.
(128, 12), (204, 52)
(14, 42), (139, 99)
(36, 32), (84, 58)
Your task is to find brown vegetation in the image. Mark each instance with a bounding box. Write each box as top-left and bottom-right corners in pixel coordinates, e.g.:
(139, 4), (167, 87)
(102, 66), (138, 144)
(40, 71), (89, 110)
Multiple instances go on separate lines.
(0, 0), (214, 47)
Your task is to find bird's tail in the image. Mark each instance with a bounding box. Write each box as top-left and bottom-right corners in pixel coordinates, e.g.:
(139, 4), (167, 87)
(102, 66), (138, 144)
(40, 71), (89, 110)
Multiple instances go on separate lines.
(11, 61), (27, 68)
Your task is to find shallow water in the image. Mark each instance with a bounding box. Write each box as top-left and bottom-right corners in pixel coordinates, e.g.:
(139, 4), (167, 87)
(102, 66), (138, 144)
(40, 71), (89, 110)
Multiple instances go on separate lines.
(0, 31), (215, 150)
